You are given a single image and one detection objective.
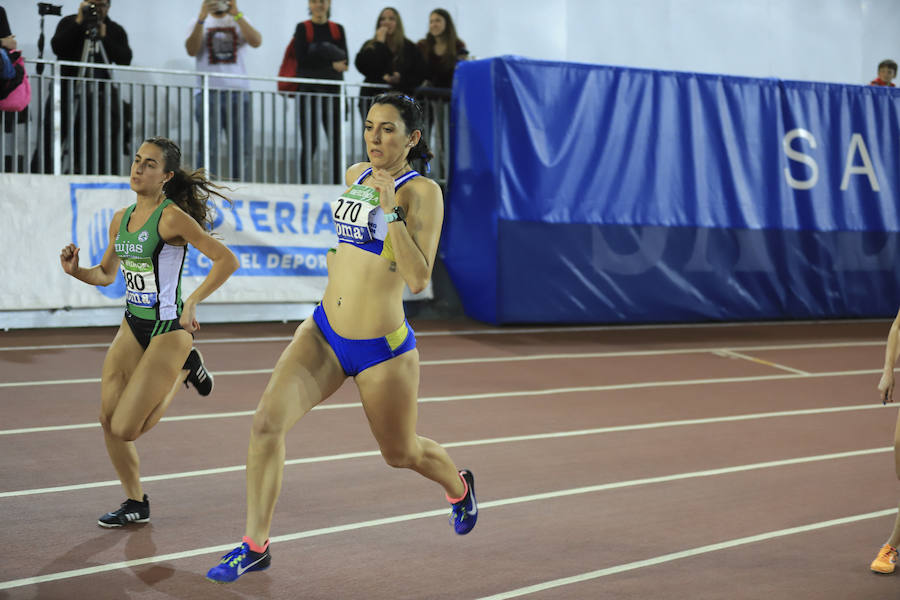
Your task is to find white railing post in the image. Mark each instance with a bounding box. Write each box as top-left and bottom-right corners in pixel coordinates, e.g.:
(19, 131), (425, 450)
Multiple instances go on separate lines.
(339, 81), (347, 180)
(52, 63), (61, 176)
(201, 73), (210, 177)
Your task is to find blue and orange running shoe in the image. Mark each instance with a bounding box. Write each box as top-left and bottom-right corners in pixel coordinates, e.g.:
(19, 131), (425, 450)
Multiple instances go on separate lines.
(206, 541), (271, 583)
(449, 469), (478, 535)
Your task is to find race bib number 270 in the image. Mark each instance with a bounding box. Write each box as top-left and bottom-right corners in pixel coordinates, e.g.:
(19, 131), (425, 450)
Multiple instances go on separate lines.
(332, 184), (379, 244)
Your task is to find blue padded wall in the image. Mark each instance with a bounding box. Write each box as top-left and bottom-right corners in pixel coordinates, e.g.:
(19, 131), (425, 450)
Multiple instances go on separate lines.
(443, 56), (900, 324)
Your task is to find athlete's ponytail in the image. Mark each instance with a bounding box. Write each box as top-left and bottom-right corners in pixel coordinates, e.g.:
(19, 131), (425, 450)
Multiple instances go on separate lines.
(145, 136), (232, 231)
(409, 136), (434, 173)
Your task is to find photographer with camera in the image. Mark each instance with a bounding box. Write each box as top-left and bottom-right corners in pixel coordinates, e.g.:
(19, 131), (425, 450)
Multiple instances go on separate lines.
(31, 0), (132, 175)
(185, 0), (262, 181)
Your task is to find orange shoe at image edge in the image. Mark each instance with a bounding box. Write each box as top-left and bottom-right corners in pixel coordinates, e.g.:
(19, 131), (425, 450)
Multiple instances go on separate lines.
(871, 544), (898, 574)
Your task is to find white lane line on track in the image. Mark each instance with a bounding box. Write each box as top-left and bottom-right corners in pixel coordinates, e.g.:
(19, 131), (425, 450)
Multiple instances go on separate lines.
(0, 447), (891, 591)
(0, 341), (886, 387)
(0, 334), (886, 353)
(0, 369), (888, 436)
(1, 404), (892, 497)
(474, 507), (898, 600)
(0, 324), (678, 352)
(1, 377), (101, 388)
(717, 350), (810, 375)
(0, 368), (888, 436)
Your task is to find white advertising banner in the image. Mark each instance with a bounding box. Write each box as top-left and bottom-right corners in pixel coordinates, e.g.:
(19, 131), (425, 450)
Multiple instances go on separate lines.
(0, 174), (431, 317)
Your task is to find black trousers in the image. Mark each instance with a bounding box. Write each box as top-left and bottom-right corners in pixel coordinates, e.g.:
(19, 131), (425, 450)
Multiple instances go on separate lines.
(298, 95), (342, 184)
(31, 81), (128, 175)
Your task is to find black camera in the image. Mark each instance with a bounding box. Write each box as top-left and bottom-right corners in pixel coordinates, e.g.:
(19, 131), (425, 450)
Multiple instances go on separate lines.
(85, 3), (99, 25)
(37, 2), (62, 16)
(81, 2), (103, 38)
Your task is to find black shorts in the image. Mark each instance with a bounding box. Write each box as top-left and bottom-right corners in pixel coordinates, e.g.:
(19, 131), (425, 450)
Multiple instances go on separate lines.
(124, 309), (187, 350)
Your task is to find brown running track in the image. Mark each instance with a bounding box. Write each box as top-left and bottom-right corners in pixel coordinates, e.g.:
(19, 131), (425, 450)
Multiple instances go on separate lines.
(0, 318), (898, 599)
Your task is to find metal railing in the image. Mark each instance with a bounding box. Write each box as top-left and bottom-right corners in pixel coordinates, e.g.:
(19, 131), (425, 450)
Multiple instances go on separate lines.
(0, 59), (451, 185)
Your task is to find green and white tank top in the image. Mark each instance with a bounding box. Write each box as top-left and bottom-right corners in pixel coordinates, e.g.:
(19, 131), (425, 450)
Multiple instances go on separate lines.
(114, 199), (186, 321)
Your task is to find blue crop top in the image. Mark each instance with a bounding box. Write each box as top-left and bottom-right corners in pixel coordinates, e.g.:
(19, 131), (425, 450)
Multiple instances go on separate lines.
(331, 168), (420, 262)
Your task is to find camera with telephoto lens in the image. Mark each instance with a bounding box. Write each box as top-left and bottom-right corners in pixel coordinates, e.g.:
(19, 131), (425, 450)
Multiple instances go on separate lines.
(37, 2), (63, 16)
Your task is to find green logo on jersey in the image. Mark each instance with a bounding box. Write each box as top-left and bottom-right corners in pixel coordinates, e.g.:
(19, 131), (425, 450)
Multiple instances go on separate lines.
(122, 258), (153, 273)
(344, 184), (379, 206)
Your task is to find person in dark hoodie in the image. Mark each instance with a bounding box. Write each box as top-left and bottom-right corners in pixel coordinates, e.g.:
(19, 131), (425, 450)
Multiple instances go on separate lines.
(32, 0), (133, 174)
(0, 4), (16, 79)
(354, 7), (425, 117)
(0, 5), (21, 99)
(292, 0), (348, 184)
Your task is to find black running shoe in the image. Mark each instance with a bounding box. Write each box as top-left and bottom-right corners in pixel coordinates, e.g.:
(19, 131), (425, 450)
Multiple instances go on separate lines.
(98, 494), (150, 528)
(183, 347), (214, 396)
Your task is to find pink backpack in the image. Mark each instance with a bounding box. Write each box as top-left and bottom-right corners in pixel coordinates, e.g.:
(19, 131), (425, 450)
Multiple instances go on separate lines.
(0, 51), (31, 112)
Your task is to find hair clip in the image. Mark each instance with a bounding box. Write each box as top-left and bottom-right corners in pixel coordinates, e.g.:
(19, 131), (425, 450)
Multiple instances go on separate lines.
(399, 94), (423, 113)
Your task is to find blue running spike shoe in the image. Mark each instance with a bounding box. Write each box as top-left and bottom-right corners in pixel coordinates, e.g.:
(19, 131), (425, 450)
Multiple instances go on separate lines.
(206, 542), (271, 584)
(449, 469), (478, 535)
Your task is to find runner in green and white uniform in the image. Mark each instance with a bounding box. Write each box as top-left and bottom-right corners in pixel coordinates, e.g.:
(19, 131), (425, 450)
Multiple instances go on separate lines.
(116, 198), (190, 345)
(118, 198), (185, 320)
(60, 137), (239, 529)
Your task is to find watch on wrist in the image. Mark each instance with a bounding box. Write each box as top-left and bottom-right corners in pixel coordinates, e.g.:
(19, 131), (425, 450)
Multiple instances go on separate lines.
(385, 205), (406, 224)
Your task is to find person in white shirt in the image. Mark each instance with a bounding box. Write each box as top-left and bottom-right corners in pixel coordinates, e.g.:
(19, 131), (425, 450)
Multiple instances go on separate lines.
(185, 0), (262, 180)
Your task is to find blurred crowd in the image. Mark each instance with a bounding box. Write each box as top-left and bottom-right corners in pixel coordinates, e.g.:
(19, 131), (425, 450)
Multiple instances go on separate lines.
(0, 0), (471, 178)
(5, 1), (895, 178)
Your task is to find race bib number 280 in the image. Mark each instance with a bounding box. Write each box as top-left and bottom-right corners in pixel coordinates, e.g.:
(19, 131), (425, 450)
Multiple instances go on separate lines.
(121, 258), (158, 308)
(332, 185), (380, 244)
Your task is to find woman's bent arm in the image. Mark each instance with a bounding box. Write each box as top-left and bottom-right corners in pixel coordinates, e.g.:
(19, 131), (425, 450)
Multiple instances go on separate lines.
(60, 209), (123, 287)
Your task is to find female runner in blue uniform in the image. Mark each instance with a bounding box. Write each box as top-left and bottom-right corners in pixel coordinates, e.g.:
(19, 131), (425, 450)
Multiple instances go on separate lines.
(207, 92), (477, 584)
(59, 136), (239, 528)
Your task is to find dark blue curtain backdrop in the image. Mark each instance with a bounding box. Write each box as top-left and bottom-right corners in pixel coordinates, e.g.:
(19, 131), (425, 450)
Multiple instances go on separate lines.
(443, 56), (900, 324)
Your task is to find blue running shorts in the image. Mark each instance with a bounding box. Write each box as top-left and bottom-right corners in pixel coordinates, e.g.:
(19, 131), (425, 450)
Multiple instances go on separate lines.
(312, 304), (417, 376)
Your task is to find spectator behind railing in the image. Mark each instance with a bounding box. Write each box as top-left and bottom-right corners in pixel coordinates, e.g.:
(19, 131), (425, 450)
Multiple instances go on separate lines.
(870, 59), (897, 87)
(0, 4), (17, 85)
(416, 8), (468, 91)
(354, 6), (425, 116)
(0, 3), (30, 173)
(185, 0), (262, 181)
(0, 5), (13, 55)
(31, 0), (132, 175)
(415, 8), (467, 179)
(291, 0), (348, 184)
(0, 19), (28, 114)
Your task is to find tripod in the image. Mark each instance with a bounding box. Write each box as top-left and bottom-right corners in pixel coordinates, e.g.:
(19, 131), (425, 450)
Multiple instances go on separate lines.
(65, 30), (113, 173)
(78, 27), (109, 79)
(37, 14), (47, 75)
